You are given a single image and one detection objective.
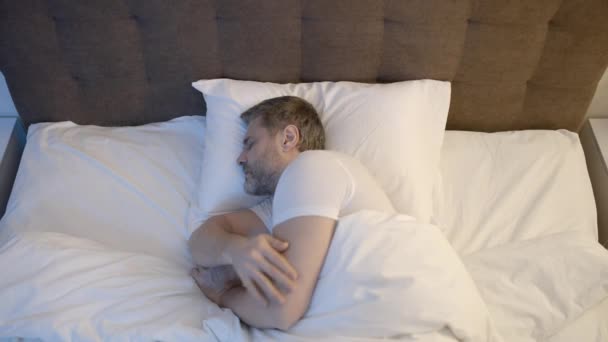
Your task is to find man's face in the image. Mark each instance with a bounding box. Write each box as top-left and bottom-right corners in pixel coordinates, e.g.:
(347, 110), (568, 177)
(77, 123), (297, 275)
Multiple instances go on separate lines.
(237, 118), (282, 196)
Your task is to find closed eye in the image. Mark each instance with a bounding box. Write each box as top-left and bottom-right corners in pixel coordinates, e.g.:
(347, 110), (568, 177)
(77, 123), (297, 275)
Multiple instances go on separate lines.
(243, 137), (254, 151)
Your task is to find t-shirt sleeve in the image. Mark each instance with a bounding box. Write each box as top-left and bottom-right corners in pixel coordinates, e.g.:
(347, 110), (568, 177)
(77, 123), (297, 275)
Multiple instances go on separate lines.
(271, 152), (353, 229)
(249, 197), (273, 231)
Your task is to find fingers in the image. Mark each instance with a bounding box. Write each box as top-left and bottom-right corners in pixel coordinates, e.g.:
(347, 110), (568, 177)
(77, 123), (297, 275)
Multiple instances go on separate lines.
(254, 271), (286, 304)
(263, 247), (298, 280)
(259, 258), (295, 293)
(267, 236), (289, 251)
(230, 234), (299, 306)
(243, 278), (268, 306)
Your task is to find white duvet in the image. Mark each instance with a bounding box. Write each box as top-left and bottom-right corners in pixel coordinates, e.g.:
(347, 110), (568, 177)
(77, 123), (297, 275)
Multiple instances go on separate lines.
(463, 231), (608, 341)
(1, 210), (498, 342)
(2, 210), (608, 342)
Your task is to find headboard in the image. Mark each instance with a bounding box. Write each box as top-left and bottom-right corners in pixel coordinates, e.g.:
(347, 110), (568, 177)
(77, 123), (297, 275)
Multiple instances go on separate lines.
(1, 0), (608, 132)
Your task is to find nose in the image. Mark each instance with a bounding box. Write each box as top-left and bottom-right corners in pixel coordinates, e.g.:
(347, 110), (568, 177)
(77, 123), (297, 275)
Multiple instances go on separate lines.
(237, 150), (247, 165)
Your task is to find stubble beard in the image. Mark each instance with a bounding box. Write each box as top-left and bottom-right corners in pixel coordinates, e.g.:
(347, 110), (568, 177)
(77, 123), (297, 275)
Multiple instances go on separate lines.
(243, 159), (280, 196)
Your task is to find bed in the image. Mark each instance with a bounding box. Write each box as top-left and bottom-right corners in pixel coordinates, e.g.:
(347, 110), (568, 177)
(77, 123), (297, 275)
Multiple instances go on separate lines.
(1, 1), (608, 341)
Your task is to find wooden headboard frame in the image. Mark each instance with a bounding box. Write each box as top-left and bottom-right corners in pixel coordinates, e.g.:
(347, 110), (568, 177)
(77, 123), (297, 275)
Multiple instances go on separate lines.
(1, 0), (608, 131)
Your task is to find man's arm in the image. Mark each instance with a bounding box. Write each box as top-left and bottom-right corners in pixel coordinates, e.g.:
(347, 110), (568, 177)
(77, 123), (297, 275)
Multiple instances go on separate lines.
(188, 210), (267, 267)
(189, 209), (298, 304)
(220, 215), (336, 330)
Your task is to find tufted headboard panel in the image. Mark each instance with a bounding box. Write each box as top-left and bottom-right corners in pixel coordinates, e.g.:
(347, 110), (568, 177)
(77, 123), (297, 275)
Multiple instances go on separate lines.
(1, 0), (608, 131)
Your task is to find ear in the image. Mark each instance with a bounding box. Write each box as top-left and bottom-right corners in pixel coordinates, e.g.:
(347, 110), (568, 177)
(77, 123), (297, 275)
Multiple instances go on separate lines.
(281, 125), (300, 152)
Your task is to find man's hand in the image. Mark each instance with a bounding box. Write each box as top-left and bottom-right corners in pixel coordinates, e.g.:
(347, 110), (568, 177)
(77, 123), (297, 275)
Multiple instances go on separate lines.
(190, 265), (240, 306)
(227, 234), (298, 305)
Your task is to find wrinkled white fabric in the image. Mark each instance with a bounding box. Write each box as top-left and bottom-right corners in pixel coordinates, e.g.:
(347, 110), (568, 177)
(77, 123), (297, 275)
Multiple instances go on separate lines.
(463, 231), (608, 342)
(0, 211), (500, 342)
(0, 116), (206, 267)
(206, 210), (501, 342)
(0, 231), (238, 342)
(435, 130), (597, 254)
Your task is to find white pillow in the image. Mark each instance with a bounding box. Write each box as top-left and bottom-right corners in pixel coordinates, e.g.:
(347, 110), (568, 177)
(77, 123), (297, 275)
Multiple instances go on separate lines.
(434, 130), (597, 254)
(0, 116), (206, 266)
(192, 78), (450, 224)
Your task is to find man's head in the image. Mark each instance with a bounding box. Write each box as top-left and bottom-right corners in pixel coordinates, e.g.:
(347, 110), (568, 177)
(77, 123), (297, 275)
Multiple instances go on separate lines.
(237, 96), (325, 196)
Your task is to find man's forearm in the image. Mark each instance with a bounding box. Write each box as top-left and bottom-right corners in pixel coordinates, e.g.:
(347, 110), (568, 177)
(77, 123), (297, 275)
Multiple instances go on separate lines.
(188, 220), (245, 267)
(221, 286), (290, 330)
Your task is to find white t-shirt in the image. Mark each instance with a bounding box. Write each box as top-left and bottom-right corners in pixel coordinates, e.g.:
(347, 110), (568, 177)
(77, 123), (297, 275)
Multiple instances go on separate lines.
(250, 150), (396, 232)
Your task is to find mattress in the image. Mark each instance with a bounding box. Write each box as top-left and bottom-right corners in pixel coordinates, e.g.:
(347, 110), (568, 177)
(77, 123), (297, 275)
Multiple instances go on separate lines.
(1, 125), (607, 341)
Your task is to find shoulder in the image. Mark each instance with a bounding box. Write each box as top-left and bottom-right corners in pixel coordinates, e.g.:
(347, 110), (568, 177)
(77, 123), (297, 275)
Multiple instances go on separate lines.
(276, 150), (354, 194)
(285, 150), (350, 174)
(272, 151), (355, 227)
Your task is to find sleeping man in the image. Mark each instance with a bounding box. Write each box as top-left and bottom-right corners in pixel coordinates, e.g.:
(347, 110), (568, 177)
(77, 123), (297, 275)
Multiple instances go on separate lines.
(188, 96), (395, 330)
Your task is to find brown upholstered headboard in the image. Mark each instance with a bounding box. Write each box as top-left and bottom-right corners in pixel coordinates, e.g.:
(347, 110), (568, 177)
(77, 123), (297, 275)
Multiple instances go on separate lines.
(1, 0), (608, 131)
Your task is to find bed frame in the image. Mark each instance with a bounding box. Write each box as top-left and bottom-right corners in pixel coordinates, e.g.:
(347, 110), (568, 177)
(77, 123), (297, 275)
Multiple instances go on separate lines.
(1, 0), (608, 243)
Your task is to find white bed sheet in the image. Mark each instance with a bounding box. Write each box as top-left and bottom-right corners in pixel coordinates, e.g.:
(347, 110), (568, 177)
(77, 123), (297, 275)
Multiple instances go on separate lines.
(461, 231), (608, 342)
(436, 130), (608, 342)
(548, 296), (608, 342)
(434, 129), (597, 254)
